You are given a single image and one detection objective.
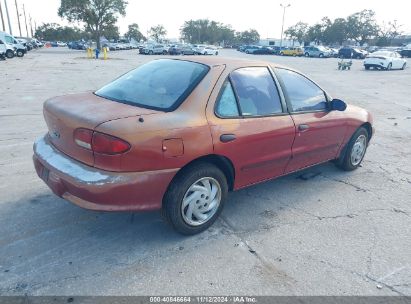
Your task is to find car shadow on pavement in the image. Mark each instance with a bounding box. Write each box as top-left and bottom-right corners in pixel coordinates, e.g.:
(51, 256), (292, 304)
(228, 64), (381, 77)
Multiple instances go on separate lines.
(0, 161), (357, 294)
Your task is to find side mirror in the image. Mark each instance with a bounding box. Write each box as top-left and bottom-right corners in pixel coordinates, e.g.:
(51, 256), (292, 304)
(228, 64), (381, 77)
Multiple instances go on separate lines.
(330, 99), (347, 111)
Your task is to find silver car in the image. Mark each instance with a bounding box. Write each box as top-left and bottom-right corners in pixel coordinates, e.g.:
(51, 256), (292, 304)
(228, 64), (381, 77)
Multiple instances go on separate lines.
(304, 46), (332, 58)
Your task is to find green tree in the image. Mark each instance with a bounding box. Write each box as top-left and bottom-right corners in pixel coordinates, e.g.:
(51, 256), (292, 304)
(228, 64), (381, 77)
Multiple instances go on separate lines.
(125, 23), (145, 42)
(35, 23), (88, 41)
(346, 10), (379, 45)
(58, 0), (127, 49)
(180, 19), (235, 45)
(236, 29), (260, 44)
(323, 18), (348, 45)
(103, 24), (120, 40)
(284, 22), (308, 45)
(148, 24), (167, 42)
(376, 20), (403, 46)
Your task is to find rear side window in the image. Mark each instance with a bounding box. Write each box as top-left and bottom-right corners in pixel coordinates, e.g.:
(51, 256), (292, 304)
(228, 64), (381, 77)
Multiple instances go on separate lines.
(95, 59), (209, 111)
(216, 81), (239, 117)
(230, 67), (283, 116)
(276, 68), (327, 112)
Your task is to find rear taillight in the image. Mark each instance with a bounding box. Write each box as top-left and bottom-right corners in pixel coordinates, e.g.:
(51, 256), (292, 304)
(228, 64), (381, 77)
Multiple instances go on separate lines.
(74, 128), (130, 155)
(92, 132), (130, 154)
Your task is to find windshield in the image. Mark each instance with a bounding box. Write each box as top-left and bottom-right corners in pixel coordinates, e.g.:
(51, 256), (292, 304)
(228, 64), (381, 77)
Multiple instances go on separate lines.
(371, 51), (391, 57)
(95, 59), (209, 111)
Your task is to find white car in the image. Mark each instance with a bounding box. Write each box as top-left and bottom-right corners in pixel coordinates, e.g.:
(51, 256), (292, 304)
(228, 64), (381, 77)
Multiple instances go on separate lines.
(0, 39), (6, 60)
(364, 51), (407, 70)
(203, 46), (218, 55)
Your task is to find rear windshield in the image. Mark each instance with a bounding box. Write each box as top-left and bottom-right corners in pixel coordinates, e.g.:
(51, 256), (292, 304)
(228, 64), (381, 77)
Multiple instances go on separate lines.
(95, 59), (209, 111)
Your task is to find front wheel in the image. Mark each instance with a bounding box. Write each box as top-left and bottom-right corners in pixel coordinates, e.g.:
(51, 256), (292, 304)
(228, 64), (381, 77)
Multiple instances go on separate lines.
(305, 52), (309, 57)
(364, 65), (370, 70)
(162, 163), (228, 235)
(386, 63), (392, 70)
(336, 127), (369, 171)
(319, 53), (324, 58)
(16, 50), (24, 57)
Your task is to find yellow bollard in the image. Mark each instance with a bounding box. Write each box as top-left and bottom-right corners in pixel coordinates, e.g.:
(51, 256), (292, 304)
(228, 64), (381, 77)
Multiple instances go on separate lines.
(87, 47), (92, 59)
(103, 47), (108, 60)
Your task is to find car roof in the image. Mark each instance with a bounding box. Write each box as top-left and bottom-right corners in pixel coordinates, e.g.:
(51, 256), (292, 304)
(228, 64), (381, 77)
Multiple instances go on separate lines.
(168, 56), (290, 71)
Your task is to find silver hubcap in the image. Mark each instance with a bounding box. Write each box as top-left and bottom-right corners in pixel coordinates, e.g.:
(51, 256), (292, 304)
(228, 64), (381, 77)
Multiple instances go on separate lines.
(181, 177), (221, 226)
(351, 135), (367, 166)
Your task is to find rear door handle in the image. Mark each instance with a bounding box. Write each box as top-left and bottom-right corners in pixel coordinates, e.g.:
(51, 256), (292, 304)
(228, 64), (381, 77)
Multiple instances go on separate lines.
(298, 124), (310, 132)
(220, 134), (236, 143)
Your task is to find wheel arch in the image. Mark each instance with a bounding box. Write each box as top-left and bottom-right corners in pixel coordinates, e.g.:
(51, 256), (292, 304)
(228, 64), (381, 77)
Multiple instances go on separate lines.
(361, 122), (373, 141)
(167, 154), (235, 194)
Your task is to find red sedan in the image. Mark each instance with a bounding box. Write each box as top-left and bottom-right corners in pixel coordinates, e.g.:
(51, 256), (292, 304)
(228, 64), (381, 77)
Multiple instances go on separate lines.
(33, 58), (374, 234)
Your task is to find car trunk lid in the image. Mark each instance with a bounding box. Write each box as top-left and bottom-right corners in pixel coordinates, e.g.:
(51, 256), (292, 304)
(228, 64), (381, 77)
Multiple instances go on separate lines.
(43, 92), (160, 166)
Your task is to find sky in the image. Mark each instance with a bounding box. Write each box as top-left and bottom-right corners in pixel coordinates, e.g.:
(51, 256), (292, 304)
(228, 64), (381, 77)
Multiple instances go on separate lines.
(1, 0), (411, 39)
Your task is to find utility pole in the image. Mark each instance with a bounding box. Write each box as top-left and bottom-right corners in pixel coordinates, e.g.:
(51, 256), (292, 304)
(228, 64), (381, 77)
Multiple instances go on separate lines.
(14, 0), (22, 36)
(0, 1), (6, 31)
(279, 3), (291, 49)
(29, 14), (33, 37)
(22, 3), (28, 37)
(4, 0), (12, 34)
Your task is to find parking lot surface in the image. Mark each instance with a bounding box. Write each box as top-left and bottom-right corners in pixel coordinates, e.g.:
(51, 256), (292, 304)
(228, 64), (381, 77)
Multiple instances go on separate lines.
(0, 48), (410, 296)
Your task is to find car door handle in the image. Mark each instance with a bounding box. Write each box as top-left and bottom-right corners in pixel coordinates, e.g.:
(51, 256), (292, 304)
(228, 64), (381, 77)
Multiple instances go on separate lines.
(298, 124), (310, 132)
(220, 134), (236, 143)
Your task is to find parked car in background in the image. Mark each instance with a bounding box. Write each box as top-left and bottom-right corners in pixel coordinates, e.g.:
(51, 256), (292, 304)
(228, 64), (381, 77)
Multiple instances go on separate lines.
(304, 46), (332, 58)
(0, 31), (26, 57)
(400, 49), (411, 58)
(33, 57), (374, 235)
(244, 45), (260, 54)
(202, 46), (219, 55)
(364, 51), (407, 70)
(280, 47), (303, 56)
(0, 39), (6, 60)
(338, 47), (368, 59)
(327, 47), (339, 58)
(247, 46), (273, 55)
(168, 44), (183, 55)
(181, 45), (197, 55)
(143, 44), (168, 55)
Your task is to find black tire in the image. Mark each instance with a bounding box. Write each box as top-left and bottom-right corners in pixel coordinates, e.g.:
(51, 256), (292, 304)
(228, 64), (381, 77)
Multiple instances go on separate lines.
(6, 50), (14, 59)
(305, 52), (309, 57)
(319, 53), (324, 58)
(386, 63), (392, 71)
(149, 50), (153, 55)
(280, 52), (284, 56)
(162, 50), (167, 55)
(215, 51), (218, 55)
(401, 63), (406, 70)
(16, 50), (24, 57)
(245, 50), (250, 54)
(162, 163), (228, 235)
(365, 65), (370, 70)
(336, 127), (369, 171)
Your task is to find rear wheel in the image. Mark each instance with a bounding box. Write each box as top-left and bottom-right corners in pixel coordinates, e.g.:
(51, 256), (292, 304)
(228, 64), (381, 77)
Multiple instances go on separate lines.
(162, 163), (228, 235)
(386, 63), (392, 70)
(401, 63), (406, 70)
(336, 127), (369, 171)
(319, 53), (324, 58)
(305, 52), (309, 57)
(16, 50), (24, 57)
(162, 50), (167, 55)
(365, 65), (370, 70)
(149, 50), (153, 55)
(6, 50), (14, 58)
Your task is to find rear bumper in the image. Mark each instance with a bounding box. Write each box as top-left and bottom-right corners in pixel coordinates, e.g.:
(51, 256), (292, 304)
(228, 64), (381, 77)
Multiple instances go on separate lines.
(33, 136), (178, 211)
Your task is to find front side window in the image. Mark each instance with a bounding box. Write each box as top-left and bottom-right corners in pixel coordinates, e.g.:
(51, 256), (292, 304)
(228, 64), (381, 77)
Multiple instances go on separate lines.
(276, 68), (327, 112)
(95, 59), (209, 111)
(230, 67), (283, 116)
